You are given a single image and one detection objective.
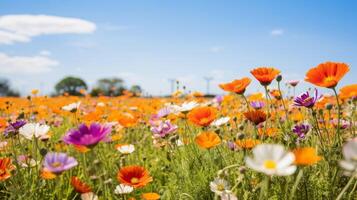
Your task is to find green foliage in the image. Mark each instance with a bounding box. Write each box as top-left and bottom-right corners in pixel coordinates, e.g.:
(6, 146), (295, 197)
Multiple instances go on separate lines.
(55, 76), (87, 96)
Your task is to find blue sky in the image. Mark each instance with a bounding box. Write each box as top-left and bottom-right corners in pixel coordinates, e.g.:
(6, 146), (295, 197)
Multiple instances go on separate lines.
(0, 0), (356, 96)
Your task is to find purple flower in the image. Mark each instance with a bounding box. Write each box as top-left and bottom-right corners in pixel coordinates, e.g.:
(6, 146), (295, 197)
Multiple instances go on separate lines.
(151, 120), (177, 138)
(293, 89), (321, 108)
(43, 152), (78, 174)
(63, 123), (112, 147)
(214, 95), (224, 104)
(227, 141), (238, 151)
(292, 123), (310, 139)
(157, 107), (171, 118)
(4, 120), (26, 136)
(250, 101), (265, 110)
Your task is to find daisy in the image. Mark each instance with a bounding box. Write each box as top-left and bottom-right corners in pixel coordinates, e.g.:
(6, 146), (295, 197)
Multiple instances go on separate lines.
(114, 184), (134, 194)
(245, 144), (296, 176)
(62, 101), (81, 112)
(116, 144), (135, 154)
(19, 123), (50, 140)
(210, 117), (230, 127)
(210, 178), (230, 195)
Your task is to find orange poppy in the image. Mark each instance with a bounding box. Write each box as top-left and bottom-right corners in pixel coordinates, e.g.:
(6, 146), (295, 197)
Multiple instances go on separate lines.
(339, 84), (357, 100)
(250, 67), (280, 86)
(219, 77), (251, 94)
(142, 192), (160, 200)
(0, 157), (15, 181)
(117, 165), (153, 188)
(235, 139), (261, 149)
(305, 62), (350, 88)
(243, 110), (267, 125)
(71, 176), (92, 194)
(293, 147), (322, 166)
(195, 131), (221, 149)
(187, 106), (217, 127)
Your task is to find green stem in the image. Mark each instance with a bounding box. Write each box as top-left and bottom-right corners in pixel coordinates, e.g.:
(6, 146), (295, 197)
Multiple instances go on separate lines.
(289, 169), (303, 200)
(336, 173), (356, 200)
(332, 87), (342, 146)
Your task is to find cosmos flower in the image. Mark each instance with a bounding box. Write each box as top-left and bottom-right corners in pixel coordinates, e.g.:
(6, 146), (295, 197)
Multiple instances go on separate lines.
(210, 178), (230, 195)
(210, 117), (230, 127)
(4, 120), (26, 136)
(305, 62), (349, 88)
(293, 89), (321, 108)
(19, 123), (50, 140)
(293, 147), (321, 166)
(42, 152), (78, 174)
(250, 101), (265, 110)
(187, 106), (217, 127)
(170, 101), (199, 114)
(339, 138), (357, 176)
(245, 144), (296, 176)
(330, 119), (350, 129)
(62, 101), (81, 112)
(150, 120), (178, 138)
(250, 67), (281, 86)
(63, 123), (112, 147)
(17, 155), (38, 168)
(195, 131), (221, 149)
(117, 165), (153, 188)
(116, 144), (135, 154)
(292, 123), (310, 140)
(219, 77), (251, 94)
(0, 157), (16, 181)
(114, 184), (134, 194)
(71, 176), (92, 194)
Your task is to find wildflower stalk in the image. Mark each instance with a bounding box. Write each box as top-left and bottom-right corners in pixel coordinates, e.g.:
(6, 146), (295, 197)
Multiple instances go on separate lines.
(332, 87), (342, 146)
(289, 169), (303, 200)
(259, 176), (270, 199)
(241, 94), (251, 111)
(336, 172), (356, 200)
(277, 80), (290, 126)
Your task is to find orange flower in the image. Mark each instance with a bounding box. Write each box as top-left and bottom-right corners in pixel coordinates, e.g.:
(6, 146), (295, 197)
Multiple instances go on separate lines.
(142, 192), (160, 200)
(187, 106), (217, 127)
(71, 176), (92, 194)
(195, 131), (221, 149)
(0, 158), (15, 181)
(339, 84), (357, 100)
(243, 110), (267, 125)
(250, 67), (280, 86)
(305, 62), (350, 88)
(235, 139), (261, 149)
(117, 165), (153, 188)
(293, 147), (322, 166)
(269, 89), (282, 100)
(258, 127), (277, 137)
(40, 169), (56, 180)
(219, 77), (251, 94)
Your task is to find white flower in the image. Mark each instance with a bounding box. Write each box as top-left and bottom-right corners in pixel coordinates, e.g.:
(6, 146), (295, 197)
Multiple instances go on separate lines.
(211, 117), (230, 127)
(62, 101), (81, 111)
(169, 101), (199, 114)
(245, 144), (296, 176)
(339, 138), (357, 176)
(97, 102), (105, 107)
(116, 144), (135, 154)
(210, 178), (230, 195)
(81, 192), (98, 200)
(19, 123), (50, 140)
(114, 184), (134, 194)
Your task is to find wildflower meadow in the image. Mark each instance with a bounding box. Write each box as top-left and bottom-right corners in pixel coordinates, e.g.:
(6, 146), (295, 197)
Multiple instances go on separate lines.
(0, 63), (356, 200)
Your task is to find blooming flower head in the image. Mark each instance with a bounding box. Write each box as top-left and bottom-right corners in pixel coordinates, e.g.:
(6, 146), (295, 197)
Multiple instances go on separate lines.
(287, 80), (300, 87)
(250, 101), (265, 110)
(63, 123), (112, 147)
(117, 165), (153, 188)
(42, 152), (78, 174)
(219, 77), (251, 94)
(62, 101), (81, 112)
(150, 120), (177, 138)
(0, 157), (16, 181)
(293, 89), (321, 108)
(115, 144), (135, 154)
(292, 123), (310, 140)
(4, 120), (26, 136)
(339, 84), (357, 100)
(235, 139), (261, 149)
(195, 131), (221, 149)
(19, 123), (50, 140)
(250, 67), (281, 86)
(17, 155), (38, 168)
(114, 184), (134, 194)
(339, 138), (357, 176)
(245, 144), (296, 176)
(210, 178), (230, 195)
(141, 192), (161, 200)
(305, 62), (350, 88)
(187, 106), (217, 127)
(293, 147), (321, 166)
(210, 117), (230, 127)
(71, 176), (92, 194)
(243, 110), (267, 125)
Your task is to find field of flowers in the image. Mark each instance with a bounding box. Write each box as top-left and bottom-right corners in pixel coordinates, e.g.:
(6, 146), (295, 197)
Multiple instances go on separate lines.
(0, 62), (356, 200)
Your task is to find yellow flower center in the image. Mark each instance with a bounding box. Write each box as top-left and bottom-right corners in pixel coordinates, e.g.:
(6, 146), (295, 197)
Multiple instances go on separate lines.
(51, 162), (62, 168)
(216, 183), (225, 191)
(131, 177), (139, 184)
(264, 160), (277, 169)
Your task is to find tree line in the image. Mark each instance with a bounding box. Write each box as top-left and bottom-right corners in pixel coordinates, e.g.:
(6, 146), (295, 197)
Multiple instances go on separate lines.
(0, 76), (142, 97)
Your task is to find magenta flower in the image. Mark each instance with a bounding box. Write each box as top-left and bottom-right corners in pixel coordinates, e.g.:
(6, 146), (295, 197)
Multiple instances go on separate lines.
(292, 123), (310, 140)
(293, 89), (321, 108)
(4, 120), (26, 136)
(250, 101), (265, 110)
(63, 123), (112, 147)
(43, 152), (78, 174)
(151, 120), (177, 138)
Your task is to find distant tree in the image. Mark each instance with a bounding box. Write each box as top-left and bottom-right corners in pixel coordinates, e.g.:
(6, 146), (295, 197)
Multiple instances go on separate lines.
(55, 76), (87, 96)
(130, 85), (142, 96)
(91, 78), (126, 96)
(0, 78), (20, 97)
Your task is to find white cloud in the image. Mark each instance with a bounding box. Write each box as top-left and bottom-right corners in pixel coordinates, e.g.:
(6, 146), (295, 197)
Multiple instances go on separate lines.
(0, 15), (96, 45)
(0, 52), (59, 74)
(39, 50), (51, 56)
(209, 46), (224, 53)
(270, 29), (284, 36)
